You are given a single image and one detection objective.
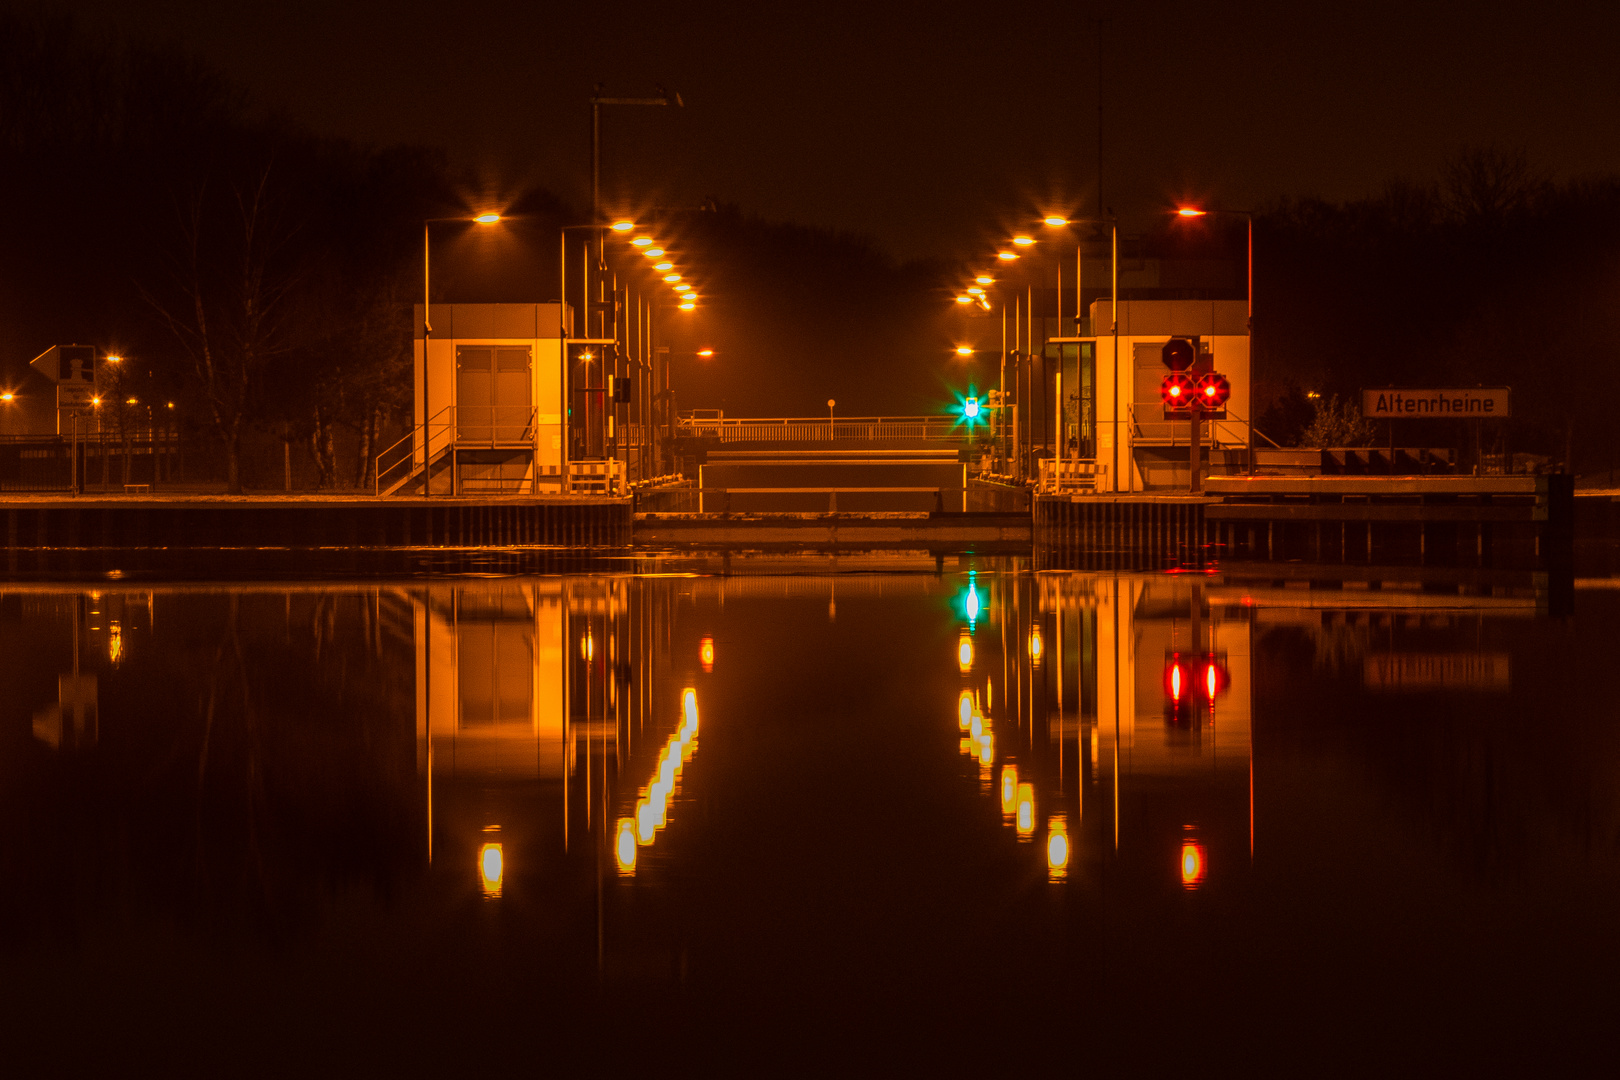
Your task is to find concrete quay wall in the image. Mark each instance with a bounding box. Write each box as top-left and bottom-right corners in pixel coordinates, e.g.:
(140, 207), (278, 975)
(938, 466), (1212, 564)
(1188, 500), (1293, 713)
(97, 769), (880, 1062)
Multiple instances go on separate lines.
(0, 496), (633, 551)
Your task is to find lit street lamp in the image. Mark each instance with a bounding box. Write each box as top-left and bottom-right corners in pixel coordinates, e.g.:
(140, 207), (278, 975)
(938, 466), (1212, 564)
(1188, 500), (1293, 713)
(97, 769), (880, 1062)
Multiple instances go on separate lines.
(1176, 205), (1255, 474)
(422, 213), (502, 494)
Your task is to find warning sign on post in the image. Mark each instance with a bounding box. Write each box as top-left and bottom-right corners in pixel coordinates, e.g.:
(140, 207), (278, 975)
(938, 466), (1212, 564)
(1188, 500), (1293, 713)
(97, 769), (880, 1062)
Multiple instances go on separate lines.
(1362, 387), (1511, 419)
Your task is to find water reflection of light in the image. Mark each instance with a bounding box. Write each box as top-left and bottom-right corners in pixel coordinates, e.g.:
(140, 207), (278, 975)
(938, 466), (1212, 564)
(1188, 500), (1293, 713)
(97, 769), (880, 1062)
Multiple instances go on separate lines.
(1180, 841), (1206, 888)
(977, 733), (994, 767)
(999, 764), (1018, 815)
(479, 843), (504, 897)
(615, 818), (638, 873)
(626, 689), (703, 865)
(108, 621), (123, 665)
(969, 712), (983, 739)
(1016, 783), (1034, 836)
(581, 631), (595, 661)
(700, 636), (715, 672)
(957, 631), (973, 673)
(958, 691), (975, 731)
(1047, 817), (1069, 879)
(1028, 625), (1043, 663)
(966, 584), (980, 623)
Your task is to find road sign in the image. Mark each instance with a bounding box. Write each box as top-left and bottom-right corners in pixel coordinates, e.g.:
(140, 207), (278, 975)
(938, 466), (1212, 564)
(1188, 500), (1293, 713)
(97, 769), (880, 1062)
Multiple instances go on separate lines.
(57, 383), (95, 409)
(1363, 387), (1511, 419)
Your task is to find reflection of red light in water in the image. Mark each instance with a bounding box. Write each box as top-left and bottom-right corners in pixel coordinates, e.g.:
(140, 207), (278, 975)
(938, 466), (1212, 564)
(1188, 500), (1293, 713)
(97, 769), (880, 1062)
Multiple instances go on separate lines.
(700, 637), (714, 672)
(1206, 663), (1217, 698)
(1170, 664), (1182, 701)
(1180, 841), (1206, 888)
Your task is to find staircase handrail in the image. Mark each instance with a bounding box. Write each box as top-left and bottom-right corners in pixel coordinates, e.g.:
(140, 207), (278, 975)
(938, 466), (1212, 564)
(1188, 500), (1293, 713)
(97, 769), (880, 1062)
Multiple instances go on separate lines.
(375, 405), (455, 496)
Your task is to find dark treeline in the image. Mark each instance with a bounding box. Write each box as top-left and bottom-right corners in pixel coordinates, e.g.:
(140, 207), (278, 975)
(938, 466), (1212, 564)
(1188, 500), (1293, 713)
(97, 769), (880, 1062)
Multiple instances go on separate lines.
(1247, 148), (1620, 471)
(0, 10), (956, 490)
(0, 10), (465, 490)
(664, 206), (951, 418)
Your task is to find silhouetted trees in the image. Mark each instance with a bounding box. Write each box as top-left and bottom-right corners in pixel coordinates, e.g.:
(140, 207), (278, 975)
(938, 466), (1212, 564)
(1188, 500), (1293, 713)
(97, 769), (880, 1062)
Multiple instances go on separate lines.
(0, 11), (440, 490)
(1253, 148), (1620, 469)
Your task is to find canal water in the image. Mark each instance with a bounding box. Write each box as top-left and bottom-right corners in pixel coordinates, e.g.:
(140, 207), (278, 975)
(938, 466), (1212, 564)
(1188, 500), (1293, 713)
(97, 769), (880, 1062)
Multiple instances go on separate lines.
(2, 558), (1617, 1070)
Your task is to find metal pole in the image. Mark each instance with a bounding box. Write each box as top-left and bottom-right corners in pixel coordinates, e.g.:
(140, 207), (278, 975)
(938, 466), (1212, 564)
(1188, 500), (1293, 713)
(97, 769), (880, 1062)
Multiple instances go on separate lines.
(1111, 224), (1120, 492)
(423, 221), (432, 493)
(999, 300), (1007, 471)
(1190, 402), (1202, 494)
(1247, 214), (1255, 476)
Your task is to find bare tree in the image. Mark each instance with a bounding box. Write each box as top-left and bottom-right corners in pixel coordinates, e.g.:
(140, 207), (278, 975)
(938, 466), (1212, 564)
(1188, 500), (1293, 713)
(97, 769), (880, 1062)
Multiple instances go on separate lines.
(1442, 146), (1544, 227)
(147, 166), (302, 493)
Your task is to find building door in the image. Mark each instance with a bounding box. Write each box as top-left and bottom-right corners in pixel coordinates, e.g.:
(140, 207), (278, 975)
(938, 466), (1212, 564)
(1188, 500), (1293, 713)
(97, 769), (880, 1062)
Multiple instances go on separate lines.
(457, 346), (532, 444)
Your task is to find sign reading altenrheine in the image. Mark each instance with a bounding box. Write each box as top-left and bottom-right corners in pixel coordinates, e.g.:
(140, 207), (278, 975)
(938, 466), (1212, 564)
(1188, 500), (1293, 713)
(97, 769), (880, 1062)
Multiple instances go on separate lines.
(1362, 387), (1511, 419)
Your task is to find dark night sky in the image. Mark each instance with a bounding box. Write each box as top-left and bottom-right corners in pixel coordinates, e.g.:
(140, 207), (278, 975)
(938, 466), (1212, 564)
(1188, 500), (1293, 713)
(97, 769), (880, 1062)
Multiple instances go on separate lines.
(44, 0), (1620, 260)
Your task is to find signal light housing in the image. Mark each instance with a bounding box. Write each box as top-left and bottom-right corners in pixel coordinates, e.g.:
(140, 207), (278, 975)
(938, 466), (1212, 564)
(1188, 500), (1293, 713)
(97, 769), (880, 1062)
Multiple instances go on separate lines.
(1196, 372), (1230, 409)
(1161, 372), (1196, 410)
(1161, 337), (1196, 372)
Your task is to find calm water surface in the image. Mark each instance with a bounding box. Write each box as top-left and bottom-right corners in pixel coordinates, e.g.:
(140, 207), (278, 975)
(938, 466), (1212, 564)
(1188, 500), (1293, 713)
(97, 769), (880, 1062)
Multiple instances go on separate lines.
(3, 557), (1618, 1070)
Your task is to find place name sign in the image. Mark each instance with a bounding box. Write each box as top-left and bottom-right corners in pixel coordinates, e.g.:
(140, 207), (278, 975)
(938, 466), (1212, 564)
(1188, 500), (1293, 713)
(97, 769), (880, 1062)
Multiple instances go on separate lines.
(1362, 388), (1511, 418)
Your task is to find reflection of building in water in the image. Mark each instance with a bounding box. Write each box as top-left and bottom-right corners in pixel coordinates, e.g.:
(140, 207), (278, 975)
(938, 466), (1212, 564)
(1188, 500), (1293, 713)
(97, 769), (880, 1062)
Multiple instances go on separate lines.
(22, 589), (156, 753)
(957, 572), (1253, 890)
(412, 579), (686, 901)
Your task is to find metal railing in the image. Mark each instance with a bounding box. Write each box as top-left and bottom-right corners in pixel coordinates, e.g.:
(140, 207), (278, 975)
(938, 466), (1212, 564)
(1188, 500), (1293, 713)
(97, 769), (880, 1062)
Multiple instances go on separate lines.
(453, 405), (539, 447)
(0, 431), (182, 491)
(678, 415), (964, 442)
(375, 405), (454, 496)
(1127, 404), (1246, 447)
(375, 406), (541, 495)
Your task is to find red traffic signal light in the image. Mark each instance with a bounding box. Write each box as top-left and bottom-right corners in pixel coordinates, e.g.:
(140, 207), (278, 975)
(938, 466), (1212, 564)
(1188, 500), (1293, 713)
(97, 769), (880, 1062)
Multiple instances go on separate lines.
(1196, 372), (1230, 408)
(1164, 651), (1228, 705)
(1161, 337), (1195, 371)
(1161, 372), (1195, 409)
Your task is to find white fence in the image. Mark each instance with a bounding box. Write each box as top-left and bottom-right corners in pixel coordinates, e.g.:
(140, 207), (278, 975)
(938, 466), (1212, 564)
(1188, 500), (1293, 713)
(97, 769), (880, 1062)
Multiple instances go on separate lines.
(678, 415), (963, 442)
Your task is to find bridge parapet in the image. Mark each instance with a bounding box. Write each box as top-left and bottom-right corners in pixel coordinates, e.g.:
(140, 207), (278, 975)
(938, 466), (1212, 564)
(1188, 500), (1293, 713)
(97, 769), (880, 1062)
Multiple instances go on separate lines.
(678, 416), (966, 443)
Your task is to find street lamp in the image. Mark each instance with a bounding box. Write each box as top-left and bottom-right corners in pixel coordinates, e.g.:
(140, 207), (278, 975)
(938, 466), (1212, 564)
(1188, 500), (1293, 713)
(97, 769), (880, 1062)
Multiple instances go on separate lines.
(1039, 214), (1119, 484)
(1175, 204), (1254, 474)
(423, 212), (502, 494)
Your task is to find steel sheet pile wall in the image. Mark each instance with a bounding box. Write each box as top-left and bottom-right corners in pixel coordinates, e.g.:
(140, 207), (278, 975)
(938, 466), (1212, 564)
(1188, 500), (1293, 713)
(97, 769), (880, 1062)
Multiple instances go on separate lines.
(1, 499), (633, 555)
(1033, 496), (1214, 571)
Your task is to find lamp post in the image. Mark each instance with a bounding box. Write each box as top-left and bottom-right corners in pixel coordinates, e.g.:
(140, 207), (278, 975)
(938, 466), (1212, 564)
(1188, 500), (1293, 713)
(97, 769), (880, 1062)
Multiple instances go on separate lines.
(1037, 215), (1118, 484)
(978, 216), (1117, 485)
(588, 86), (681, 339)
(1176, 206), (1254, 475)
(422, 213), (501, 495)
